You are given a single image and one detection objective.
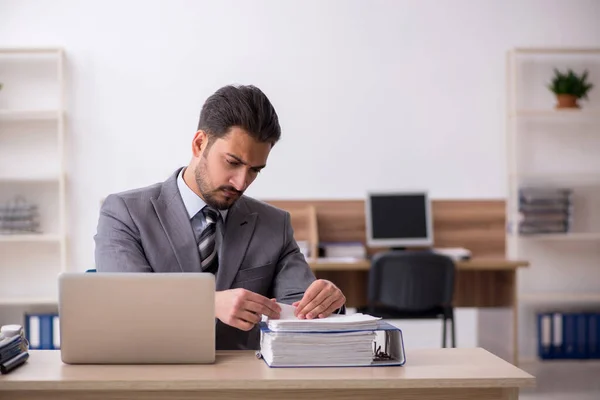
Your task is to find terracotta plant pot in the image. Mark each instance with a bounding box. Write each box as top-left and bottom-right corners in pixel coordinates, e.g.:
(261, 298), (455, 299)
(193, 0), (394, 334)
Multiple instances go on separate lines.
(555, 94), (579, 109)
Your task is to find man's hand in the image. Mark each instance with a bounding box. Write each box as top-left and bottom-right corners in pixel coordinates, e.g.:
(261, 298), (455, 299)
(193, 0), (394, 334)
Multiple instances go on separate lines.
(292, 279), (346, 319)
(215, 289), (281, 331)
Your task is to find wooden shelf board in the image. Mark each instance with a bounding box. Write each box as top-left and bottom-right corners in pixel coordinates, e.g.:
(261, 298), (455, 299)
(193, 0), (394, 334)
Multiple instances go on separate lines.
(0, 109), (62, 121)
(512, 48), (600, 54)
(0, 176), (61, 183)
(0, 234), (63, 243)
(520, 293), (600, 303)
(512, 109), (600, 117)
(518, 233), (600, 241)
(0, 48), (62, 55)
(0, 297), (58, 306)
(509, 173), (600, 187)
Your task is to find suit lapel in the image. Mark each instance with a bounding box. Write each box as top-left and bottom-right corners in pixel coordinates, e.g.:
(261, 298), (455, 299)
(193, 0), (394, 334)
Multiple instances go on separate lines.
(216, 197), (257, 290)
(151, 168), (201, 273)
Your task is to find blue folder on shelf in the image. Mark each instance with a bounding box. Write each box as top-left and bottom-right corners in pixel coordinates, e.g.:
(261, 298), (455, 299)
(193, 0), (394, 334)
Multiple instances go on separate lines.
(588, 313), (600, 359)
(24, 313), (60, 350)
(257, 320), (406, 368)
(538, 311), (600, 360)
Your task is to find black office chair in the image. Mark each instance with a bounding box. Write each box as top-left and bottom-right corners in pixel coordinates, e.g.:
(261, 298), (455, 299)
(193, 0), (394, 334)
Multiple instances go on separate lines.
(358, 250), (456, 348)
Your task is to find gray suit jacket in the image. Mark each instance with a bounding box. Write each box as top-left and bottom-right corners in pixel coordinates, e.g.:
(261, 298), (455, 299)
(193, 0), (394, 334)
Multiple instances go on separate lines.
(94, 168), (316, 350)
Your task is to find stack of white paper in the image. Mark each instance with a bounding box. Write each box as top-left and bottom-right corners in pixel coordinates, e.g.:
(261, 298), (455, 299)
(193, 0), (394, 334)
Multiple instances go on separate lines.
(260, 331), (377, 367)
(259, 304), (382, 367)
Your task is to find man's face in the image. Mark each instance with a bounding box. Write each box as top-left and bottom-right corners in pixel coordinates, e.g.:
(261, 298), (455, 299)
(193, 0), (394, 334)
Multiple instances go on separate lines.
(194, 127), (271, 210)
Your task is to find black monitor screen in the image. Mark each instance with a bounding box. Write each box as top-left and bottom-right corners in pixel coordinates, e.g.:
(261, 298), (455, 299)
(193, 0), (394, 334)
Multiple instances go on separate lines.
(370, 194), (428, 239)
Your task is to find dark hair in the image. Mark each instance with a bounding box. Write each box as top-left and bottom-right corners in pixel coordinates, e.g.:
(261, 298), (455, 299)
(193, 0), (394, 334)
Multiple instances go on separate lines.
(197, 85), (281, 145)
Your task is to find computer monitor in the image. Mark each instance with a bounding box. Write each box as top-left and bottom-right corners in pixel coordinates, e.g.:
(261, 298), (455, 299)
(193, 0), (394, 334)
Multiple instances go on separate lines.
(365, 191), (433, 248)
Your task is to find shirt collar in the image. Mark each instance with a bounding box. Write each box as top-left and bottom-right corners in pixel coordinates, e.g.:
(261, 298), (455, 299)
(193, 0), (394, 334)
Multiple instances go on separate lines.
(177, 168), (228, 221)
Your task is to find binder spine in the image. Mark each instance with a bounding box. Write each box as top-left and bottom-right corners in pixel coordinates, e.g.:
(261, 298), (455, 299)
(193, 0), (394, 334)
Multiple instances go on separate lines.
(538, 311), (600, 360)
(24, 313), (60, 350)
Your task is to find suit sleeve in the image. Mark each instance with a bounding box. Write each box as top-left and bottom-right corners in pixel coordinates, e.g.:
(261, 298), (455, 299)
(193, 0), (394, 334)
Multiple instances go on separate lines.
(271, 212), (316, 303)
(94, 194), (153, 273)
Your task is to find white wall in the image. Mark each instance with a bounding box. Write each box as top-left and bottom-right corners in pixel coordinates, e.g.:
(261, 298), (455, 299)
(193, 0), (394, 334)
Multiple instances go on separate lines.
(1, 0), (599, 271)
(1, 0), (600, 356)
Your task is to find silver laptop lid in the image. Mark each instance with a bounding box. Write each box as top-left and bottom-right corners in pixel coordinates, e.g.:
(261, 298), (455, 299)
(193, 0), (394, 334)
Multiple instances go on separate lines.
(58, 272), (215, 364)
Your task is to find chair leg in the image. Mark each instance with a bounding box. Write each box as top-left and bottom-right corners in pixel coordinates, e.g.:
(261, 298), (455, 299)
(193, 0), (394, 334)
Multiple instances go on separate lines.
(451, 309), (456, 348)
(442, 316), (447, 348)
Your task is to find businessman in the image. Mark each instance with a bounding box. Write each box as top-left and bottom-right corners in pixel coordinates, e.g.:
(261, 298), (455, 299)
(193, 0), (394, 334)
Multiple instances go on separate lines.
(94, 84), (346, 350)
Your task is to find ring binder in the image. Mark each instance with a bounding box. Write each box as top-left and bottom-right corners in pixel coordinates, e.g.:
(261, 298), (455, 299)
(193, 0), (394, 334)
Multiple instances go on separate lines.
(258, 320), (406, 368)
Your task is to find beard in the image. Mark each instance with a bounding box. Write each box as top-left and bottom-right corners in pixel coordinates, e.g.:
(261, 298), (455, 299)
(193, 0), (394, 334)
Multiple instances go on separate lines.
(194, 161), (243, 210)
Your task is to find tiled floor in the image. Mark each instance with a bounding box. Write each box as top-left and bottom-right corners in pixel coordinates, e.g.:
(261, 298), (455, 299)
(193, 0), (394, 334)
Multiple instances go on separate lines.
(519, 360), (600, 399)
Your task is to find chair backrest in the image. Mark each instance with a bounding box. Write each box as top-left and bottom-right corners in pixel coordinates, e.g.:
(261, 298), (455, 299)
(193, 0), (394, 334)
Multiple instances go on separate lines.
(367, 251), (455, 312)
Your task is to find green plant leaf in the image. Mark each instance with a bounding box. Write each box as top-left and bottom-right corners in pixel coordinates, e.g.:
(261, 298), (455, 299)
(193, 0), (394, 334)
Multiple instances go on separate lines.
(547, 68), (594, 99)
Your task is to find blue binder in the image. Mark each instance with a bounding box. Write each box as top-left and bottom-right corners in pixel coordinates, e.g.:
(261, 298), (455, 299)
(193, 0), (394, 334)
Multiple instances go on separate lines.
(563, 313), (577, 358)
(575, 313), (588, 359)
(588, 313), (600, 359)
(257, 320), (406, 368)
(538, 311), (600, 360)
(537, 312), (565, 359)
(24, 313), (60, 350)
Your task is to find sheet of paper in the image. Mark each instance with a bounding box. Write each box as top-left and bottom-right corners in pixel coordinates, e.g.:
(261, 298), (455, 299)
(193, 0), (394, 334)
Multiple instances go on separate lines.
(277, 302), (298, 320)
(261, 302), (298, 321)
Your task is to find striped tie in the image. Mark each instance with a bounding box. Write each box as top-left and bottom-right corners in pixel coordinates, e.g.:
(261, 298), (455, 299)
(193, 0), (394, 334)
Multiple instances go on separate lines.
(197, 206), (219, 274)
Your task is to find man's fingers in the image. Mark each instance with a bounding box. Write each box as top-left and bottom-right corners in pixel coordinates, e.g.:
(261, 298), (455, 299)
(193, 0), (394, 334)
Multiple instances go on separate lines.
(245, 299), (280, 319)
(236, 310), (262, 326)
(304, 289), (339, 319)
(294, 281), (323, 316)
(318, 296), (346, 318)
(245, 291), (281, 314)
(305, 294), (337, 319)
(232, 317), (256, 331)
(297, 286), (332, 319)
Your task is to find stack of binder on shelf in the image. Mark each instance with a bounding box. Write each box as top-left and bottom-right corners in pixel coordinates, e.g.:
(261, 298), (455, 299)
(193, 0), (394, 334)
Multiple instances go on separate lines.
(0, 325), (29, 374)
(518, 187), (573, 235)
(538, 311), (600, 360)
(259, 304), (406, 367)
(0, 195), (41, 234)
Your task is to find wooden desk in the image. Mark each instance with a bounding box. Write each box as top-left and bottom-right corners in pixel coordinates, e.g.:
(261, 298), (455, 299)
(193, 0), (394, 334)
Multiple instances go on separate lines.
(309, 258), (529, 365)
(0, 349), (535, 400)
(310, 258), (529, 272)
(309, 258), (529, 308)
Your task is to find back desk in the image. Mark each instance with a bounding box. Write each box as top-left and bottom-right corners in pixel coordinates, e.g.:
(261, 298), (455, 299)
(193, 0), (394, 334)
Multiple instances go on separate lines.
(266, 199), (529, 309)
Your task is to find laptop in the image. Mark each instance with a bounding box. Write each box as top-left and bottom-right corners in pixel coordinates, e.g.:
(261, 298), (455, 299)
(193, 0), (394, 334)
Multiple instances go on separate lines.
(58, 272), (215, 364)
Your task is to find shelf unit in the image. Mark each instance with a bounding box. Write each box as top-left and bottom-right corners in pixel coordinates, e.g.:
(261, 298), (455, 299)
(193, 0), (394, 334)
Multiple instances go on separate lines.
(0, 48), (67, 306)
(506, 48), (600, 362)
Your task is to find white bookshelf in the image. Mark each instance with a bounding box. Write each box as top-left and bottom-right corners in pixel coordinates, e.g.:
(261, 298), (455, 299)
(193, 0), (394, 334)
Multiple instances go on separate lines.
(0, 48), (67, 306)
(506, 48), (600, 362)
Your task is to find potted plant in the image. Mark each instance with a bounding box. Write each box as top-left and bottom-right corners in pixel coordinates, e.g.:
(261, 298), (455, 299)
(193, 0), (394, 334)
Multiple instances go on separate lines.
(548, 68), (594, 109)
